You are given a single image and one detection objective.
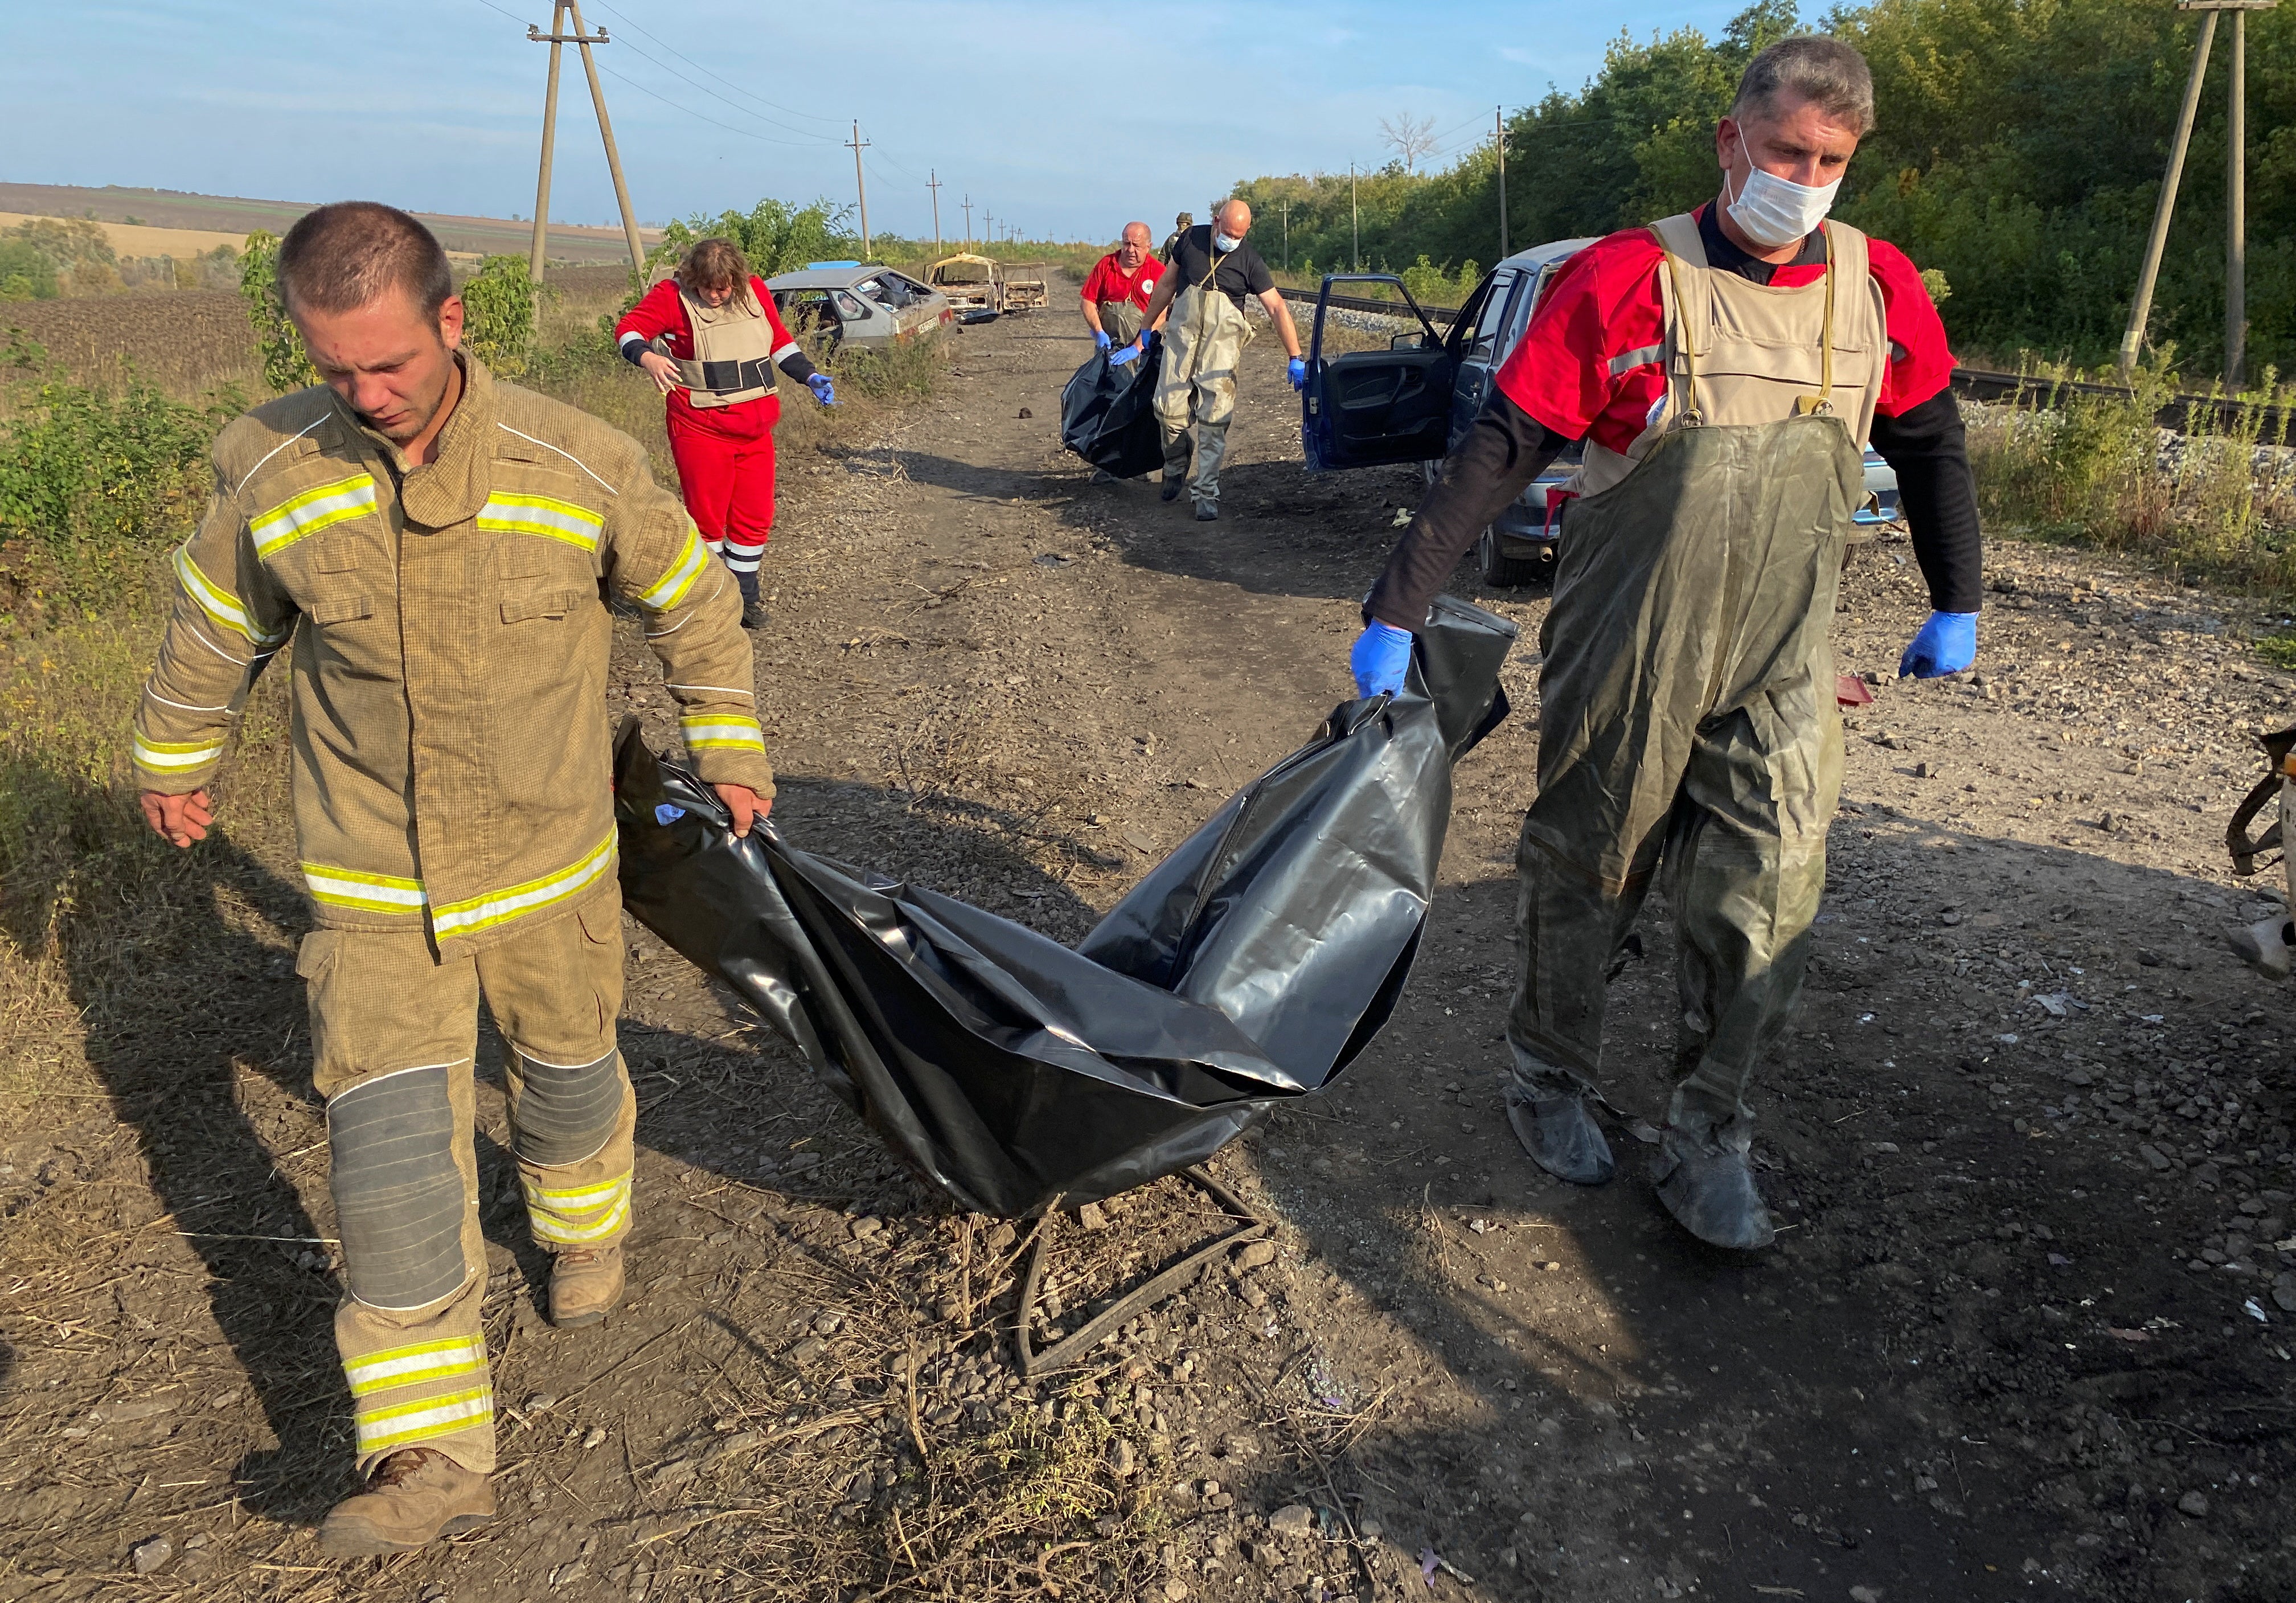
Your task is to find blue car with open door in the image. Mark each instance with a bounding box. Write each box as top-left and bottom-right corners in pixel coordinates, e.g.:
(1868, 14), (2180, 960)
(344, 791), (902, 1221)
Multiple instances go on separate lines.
(1301, 243), (1903, 587)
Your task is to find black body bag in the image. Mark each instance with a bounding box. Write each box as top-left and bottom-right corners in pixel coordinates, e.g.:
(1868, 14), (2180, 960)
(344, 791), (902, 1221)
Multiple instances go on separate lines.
(1058, 340), (1166, 479)
(612, 595), (1515, 1216)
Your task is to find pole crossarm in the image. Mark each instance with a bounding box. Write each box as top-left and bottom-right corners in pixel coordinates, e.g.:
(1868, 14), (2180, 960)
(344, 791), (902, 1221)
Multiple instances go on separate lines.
(522, 1), (646, 282)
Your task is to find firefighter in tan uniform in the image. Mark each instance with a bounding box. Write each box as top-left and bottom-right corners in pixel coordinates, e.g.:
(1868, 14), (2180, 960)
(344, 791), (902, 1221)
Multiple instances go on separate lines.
(1113, 199), (1308, 521)
(133, 203), (773, 1554)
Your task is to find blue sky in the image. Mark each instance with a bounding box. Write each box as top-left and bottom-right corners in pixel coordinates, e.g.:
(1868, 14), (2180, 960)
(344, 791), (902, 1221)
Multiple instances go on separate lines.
(3, 1), (1761, 242)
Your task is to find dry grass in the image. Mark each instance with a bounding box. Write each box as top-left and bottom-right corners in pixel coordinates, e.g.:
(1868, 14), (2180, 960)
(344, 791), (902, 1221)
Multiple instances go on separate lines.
(601, 1167), (1269, 1601)
(1966, 369), (2296, 600)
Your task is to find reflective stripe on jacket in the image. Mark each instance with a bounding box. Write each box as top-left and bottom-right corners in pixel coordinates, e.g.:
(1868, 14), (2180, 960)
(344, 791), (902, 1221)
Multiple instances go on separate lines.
(132, 355), (774, 960)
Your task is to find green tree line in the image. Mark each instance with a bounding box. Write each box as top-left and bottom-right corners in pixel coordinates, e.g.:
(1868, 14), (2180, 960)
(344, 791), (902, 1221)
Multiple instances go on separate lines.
(1237, 0), (2296, 377)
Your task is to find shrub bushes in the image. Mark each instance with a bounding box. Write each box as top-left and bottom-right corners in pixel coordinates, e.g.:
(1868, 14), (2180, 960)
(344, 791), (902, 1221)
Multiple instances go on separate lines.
(0, 335), (236, 612)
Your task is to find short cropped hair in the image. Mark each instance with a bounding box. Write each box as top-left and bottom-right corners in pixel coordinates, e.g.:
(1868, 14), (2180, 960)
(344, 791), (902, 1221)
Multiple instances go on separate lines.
(277, 202), (454, 321)
(1732, 36), (1875, 138)
(676, 238), (757, 309)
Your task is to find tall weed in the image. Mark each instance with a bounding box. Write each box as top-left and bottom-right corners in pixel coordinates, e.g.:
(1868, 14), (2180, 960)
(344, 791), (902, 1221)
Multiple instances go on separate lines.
(237, 229), (318, 393)
(460, 255), (541, 378)
(0, 606), (172, 959)
(0, 335), (236, 612)
(1968, 359), (2296, 594)
(835, 332), (948, 401)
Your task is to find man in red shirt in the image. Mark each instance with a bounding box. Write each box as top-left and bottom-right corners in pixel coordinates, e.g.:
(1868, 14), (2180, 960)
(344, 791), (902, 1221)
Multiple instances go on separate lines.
(1080, 222), (1167, 352)
(1351, 37), (1982, 1250)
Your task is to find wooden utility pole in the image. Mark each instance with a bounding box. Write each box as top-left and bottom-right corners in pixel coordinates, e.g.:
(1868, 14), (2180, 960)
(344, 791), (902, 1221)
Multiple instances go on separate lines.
(2120, 0), (2276, 380)
(526, 9), (566, 281)
(1495, 105), (1510, 260)
(961, 194), (973, 249)
(1280, 200), (1290, 272)
(2228, 2), (2252, 383)
(1350, 162), (1359, 273)
(846, 122), (872, 260)
(927, 170), (943, 256)
(526, 2), (646, 282)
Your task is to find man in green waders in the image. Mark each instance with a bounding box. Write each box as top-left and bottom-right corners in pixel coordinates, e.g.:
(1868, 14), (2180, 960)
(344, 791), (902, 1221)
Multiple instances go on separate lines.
(1350, 35), (1985, 1249)
(1113, 199), (1307, 522)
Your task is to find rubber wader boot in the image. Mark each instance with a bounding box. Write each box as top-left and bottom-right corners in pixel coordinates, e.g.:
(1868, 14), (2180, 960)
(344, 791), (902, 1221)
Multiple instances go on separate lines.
(318, 1448), (495, 1555)
(549, 1244), (624, 1329)
(2232, 915), (2295, 979)
(1651, 1126), (1775, 1250)
(1160, 477), (1184, 502)
(1504, 1085), (1614, 1184)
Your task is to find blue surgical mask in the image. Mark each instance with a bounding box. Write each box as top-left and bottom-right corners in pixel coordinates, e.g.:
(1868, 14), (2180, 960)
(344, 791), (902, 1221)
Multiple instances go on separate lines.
(1213, 232), (1241, 253)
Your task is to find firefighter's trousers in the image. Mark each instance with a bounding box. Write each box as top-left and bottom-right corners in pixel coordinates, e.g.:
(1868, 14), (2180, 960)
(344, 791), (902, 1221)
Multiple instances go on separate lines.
(1505, 415), (1860, 1151)
(1152, 285), (1251, 504)
(304, 895), (634, 1476)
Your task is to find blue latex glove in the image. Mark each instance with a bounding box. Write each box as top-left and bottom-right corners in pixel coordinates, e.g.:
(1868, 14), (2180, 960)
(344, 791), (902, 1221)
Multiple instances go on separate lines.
(808, 372), (836, 408)
(1288, 356), (1309, 391)
(1899, 610), (1978, 678)
(1109, 338), (1145, 367)
(1093, 328), (1113, 351)
(1349, 621), (1413, 698)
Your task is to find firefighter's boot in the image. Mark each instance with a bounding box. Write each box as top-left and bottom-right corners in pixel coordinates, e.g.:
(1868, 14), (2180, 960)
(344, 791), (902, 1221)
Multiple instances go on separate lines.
(318, 1448), (495, 1556)
(548, 1244), (624, 1329)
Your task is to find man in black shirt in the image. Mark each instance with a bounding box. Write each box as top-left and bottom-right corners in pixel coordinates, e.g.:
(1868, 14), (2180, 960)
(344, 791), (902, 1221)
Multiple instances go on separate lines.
(1116, 200), (1307, 520)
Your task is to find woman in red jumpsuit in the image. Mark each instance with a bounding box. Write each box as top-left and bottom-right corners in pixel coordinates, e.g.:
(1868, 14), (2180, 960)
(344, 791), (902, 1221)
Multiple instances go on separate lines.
(615, 238), (833, 626)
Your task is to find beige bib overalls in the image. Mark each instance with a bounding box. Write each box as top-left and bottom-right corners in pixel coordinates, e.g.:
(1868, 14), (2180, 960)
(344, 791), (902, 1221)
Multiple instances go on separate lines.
(1151, 252), (1255, 506)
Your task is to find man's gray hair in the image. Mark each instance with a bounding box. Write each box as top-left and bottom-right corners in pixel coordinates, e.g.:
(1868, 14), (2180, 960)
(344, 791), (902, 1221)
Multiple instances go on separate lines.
(1732, 35), (1875, 137)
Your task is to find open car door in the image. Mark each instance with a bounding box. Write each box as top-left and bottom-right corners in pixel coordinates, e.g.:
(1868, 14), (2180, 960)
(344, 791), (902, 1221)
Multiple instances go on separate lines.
(1301, 274), (1457, 473)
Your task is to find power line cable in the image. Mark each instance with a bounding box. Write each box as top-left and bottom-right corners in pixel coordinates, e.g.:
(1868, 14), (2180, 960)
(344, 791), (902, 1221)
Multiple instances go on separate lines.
(472, 0), (834, 150)
(865, 138), (932, 184)
(585, 23), (837, 142)
(594, 59), (830, 149)
(584, 0), (844, 126)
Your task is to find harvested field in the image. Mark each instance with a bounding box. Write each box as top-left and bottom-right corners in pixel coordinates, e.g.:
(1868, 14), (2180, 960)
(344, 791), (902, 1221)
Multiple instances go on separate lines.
(1, 291), (261, 400)
(0, 213), (250, 263)
(0, 182), (654, 265)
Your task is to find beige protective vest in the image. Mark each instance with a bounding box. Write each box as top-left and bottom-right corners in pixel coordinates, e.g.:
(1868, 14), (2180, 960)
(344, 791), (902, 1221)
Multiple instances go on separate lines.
(1567, 215), (1888, 499)
(673, 285), (778, 408)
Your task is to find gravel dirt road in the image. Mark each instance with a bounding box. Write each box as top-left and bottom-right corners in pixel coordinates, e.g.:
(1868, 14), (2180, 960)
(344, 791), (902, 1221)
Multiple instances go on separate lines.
(5, 306), (2294, 1602)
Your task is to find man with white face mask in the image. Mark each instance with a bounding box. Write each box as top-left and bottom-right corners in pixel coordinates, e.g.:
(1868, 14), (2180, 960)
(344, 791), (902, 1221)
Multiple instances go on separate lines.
(1348, 36), (1982, 1251)
(1113, 199), (1306, 520)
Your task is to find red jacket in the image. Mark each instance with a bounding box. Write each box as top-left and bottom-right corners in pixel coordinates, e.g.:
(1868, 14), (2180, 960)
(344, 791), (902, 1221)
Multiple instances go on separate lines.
(615, 276), (801, 428)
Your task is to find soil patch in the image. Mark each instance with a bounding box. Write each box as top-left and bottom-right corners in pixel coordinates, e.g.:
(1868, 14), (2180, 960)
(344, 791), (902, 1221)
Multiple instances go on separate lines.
(3, 309), (2292, 1602)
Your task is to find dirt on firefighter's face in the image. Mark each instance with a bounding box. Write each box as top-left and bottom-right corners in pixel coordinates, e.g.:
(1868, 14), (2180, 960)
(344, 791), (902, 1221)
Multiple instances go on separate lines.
(293, 288), (466, 449)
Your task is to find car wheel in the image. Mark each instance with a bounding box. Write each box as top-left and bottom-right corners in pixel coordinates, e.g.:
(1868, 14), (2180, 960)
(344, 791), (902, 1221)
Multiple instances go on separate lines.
(1478, 527), (1556, 588)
